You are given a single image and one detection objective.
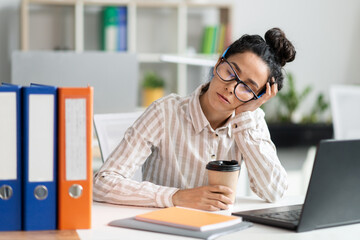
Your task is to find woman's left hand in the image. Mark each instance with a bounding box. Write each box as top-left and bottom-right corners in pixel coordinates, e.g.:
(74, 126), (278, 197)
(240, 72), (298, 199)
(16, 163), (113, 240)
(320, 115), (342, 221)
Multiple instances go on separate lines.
(235, 77), (278, 115)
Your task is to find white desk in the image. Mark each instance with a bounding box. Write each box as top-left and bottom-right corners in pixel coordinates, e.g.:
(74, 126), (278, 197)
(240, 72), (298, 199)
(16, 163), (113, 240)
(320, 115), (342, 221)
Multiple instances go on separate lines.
(77, 195), (360, 240)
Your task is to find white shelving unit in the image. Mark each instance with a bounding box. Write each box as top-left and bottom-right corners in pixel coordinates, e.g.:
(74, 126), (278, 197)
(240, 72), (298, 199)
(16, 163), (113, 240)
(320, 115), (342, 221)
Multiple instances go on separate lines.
(20, 0), (233, 97)
(161, 54), (217, 66)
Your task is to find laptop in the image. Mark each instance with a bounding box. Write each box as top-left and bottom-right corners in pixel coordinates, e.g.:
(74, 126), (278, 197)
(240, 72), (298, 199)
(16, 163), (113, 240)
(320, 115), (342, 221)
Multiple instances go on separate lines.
(233, 139), (360, 232)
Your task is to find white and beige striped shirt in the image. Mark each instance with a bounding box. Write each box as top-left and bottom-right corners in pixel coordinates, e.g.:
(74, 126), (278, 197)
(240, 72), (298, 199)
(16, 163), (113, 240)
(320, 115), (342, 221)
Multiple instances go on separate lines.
(93, 85), (288, 207)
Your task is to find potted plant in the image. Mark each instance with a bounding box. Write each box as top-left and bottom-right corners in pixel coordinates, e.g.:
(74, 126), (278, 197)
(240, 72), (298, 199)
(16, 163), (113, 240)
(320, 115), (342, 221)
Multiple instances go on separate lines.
(276, 72), (312, 123)
(301, 93), (329, 123)
(142, 71), (165, 107)
(267, 73), (333, 147)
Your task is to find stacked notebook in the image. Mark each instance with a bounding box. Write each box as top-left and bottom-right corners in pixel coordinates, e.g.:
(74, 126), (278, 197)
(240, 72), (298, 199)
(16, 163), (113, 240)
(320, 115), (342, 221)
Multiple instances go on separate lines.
(109, 207), (252, 240)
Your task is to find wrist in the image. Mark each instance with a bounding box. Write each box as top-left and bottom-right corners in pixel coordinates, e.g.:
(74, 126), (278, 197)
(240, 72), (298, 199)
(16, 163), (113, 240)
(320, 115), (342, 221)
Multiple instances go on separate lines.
(171, 189), (181, 206)
(235, 109), (251, 116)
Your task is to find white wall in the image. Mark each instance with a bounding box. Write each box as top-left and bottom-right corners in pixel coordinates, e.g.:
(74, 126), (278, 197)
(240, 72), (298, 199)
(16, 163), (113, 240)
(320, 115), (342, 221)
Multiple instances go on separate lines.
(0, 0), (20, 83)
(1, 0), (360, 117)
(233, 0), (360, 120)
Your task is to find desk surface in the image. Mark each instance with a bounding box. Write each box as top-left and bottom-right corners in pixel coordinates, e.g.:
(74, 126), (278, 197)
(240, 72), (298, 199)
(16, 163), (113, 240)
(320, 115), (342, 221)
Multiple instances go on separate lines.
(79, 195), (360, 240)
(1, 195), (360, 240)
(0, 230), (79, 240)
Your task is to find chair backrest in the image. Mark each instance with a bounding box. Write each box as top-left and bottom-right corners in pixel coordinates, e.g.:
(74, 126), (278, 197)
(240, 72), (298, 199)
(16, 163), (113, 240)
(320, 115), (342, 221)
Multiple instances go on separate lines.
(94, 111), (143, 162)
(330, 84), (360, 140)
(94, 111), (144, 181)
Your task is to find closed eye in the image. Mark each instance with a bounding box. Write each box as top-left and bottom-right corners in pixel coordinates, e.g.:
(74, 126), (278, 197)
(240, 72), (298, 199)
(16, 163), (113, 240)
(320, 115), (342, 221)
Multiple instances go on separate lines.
(231, 62), (259, 90)
(226, 70), (236, 78)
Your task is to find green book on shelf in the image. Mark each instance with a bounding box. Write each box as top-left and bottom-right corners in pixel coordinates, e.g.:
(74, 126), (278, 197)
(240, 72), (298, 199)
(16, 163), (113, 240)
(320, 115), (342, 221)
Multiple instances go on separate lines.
(201, 26), (208, 54)
(211, 25), (219, 54)
(217, 24), (226, 54)
(102, 6), (119, 51)
(202, 26), (215, 54)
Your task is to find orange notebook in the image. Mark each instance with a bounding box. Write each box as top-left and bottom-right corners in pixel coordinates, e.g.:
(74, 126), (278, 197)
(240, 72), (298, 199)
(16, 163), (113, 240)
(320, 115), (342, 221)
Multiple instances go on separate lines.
(135, 207), (242, 232)
(58, 87), (93, 230)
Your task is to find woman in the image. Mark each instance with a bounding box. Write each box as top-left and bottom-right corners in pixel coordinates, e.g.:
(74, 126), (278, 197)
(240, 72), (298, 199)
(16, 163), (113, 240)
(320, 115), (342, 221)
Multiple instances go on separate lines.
(94, 27), (296, 211)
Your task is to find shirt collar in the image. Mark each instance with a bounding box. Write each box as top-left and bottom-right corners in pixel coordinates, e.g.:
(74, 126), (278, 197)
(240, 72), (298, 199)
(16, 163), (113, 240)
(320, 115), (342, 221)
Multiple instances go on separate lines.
(189, 84), (233, 137)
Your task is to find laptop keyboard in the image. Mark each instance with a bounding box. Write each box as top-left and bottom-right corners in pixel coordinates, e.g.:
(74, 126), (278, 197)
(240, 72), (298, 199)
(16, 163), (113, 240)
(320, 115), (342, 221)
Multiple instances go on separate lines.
(257, 209), (301, 222)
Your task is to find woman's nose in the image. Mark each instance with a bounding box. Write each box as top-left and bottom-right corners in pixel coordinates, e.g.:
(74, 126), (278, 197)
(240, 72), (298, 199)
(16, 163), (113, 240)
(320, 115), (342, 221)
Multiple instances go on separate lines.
(224, 81), (237, 94)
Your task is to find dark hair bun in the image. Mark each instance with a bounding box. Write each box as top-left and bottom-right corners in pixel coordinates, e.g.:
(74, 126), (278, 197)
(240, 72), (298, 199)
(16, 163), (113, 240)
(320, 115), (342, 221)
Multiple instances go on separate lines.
(265, 28), (296, 67)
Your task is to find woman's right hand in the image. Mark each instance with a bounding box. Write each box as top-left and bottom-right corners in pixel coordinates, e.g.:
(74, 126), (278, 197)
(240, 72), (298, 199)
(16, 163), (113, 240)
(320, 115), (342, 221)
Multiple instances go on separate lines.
(172, 185), (233, 211)
(235, 78), (278, 115)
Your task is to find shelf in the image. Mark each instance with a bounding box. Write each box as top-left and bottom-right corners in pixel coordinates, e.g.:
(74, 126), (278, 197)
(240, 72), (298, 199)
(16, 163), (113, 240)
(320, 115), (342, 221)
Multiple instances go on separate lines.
(138, 53), (162, 63)
(26, 0), (77, 5)
(160, 54), (218, 66)
(84, 0), (129, 6)
(186, 1), (232, 8)
(138, 53), (218, 64)
(20, 0), (233, 98)
(25, 0), (232, 7)
(21, 0), (233, 53)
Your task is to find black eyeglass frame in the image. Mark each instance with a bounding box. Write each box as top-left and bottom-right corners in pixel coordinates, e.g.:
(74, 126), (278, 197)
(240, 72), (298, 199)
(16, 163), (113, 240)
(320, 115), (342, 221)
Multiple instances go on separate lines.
(215, 57), (265, 103)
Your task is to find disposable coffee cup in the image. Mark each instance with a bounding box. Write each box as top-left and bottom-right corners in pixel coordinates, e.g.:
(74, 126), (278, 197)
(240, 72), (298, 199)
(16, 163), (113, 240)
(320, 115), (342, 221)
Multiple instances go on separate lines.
(206, 160), (241, 203)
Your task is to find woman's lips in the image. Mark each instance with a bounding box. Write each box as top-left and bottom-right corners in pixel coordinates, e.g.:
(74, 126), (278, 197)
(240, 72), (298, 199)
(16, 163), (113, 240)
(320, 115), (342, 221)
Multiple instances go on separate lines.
(217, 93), (230, 104)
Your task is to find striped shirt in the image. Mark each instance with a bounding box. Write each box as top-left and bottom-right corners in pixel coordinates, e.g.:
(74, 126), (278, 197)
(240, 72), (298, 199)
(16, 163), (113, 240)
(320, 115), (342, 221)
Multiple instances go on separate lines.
(93, 85), (288, 207)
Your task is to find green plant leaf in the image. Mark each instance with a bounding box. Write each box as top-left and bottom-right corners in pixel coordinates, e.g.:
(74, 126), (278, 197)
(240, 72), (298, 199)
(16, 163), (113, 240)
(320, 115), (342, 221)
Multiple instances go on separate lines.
(275, 72), (312, 123)
(142, 72), (165, 88)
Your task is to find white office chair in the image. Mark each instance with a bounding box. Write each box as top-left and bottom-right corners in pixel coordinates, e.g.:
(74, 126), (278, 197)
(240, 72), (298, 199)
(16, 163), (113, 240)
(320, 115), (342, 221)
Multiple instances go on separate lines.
(93, 111), (144, 181)
(330, 84), (360, 140)
(300, 84), (360, 195)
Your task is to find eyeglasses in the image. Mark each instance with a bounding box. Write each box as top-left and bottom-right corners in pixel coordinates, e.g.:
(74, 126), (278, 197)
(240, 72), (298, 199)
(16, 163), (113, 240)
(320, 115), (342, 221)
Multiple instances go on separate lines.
(215, 57), (265, 102)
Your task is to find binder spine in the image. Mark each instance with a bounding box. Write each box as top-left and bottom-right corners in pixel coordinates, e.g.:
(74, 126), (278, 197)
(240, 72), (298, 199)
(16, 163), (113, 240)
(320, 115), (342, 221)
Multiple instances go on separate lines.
(0, 85), (22, 231)
(58, 87), (93, 230)
(22, 86), (57, 231)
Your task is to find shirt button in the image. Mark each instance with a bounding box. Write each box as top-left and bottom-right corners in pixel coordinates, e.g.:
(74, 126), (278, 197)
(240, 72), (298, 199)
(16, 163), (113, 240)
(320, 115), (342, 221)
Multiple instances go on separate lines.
(211, 154), (216, 159)
(233, 124), (238, 128)
(215, 133), (219, 137)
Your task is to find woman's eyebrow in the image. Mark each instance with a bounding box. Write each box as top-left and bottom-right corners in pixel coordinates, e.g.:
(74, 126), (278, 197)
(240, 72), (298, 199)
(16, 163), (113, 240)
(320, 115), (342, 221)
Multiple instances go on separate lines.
(231, 61), (259, 89)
